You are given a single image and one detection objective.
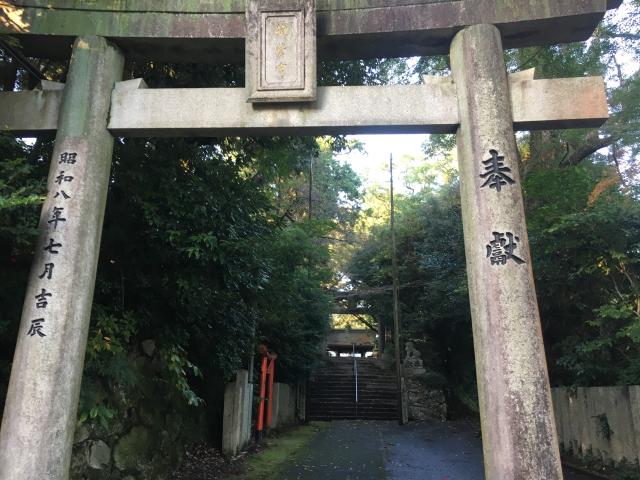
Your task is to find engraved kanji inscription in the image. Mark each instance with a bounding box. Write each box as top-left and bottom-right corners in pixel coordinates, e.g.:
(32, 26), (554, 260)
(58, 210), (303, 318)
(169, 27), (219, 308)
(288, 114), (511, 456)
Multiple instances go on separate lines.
(35, 288), (52, 308)
(55, 171), (74, 185)
(275, 22), (288, 37)
(48, 207), (66, 229)
(262, 13), (301, 88)
(38, 263), (54, 280)
(59, 152), (77, 164)
(486, 231), (525, 266)
(480, 149), (515, 192)
(44, 238), (62, 254)
(54, 190), (71, 200)
(27, 318), (46, 337)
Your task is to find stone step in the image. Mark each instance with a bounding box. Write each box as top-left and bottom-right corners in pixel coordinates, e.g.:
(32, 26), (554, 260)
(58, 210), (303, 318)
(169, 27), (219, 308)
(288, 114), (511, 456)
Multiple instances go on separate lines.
(315, 371), (392, 376)
(308, 360), (398, 420)
(310, 392), (396, 398)
(308, 407), (397, 416)
(310, 388), (396, 394)
(310, 397), (396, 402)
(310, 381), (396, 387)
(310, 389), (396, 394)
(309, 391), (396, 397)
(307, 411), (397, 419)
(310, 380), (396, 386)
(313, 369), (395, 375)
(310, 400), (396, 406)
(309, 404), (397, 411)
(310, 395), (396, 402)
(309, 413), (398, 420)
(311, 382), (396, 386)
(310, 378), (397, 385)
(309, 404), (395, 410)
(319, 369), (382, 373)
(308, 412), (397, 418)
(309, 403), (396, 408)
(311, 376), (396, 382)
(310, 384), (396, 390)
(309, 398), (397, 405)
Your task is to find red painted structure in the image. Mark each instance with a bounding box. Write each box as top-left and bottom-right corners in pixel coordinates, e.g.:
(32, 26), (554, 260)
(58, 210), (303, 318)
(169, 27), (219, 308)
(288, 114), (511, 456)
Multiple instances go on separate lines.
(256, 348), (277, 440)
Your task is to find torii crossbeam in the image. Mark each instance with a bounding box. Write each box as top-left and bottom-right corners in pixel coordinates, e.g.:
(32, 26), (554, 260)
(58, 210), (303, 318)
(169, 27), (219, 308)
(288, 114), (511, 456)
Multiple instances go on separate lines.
(1, 74), (608, 136)
(0, 1), (621, 479)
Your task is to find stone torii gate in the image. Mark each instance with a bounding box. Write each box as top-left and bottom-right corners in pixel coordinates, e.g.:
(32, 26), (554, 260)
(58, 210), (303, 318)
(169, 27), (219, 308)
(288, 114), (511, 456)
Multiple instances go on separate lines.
(0, 1), (620, 479)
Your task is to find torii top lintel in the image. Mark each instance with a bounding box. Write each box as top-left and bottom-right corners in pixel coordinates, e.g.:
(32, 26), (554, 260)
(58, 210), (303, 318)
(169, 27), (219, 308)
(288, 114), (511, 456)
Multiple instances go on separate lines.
(2, 0), (622, 63)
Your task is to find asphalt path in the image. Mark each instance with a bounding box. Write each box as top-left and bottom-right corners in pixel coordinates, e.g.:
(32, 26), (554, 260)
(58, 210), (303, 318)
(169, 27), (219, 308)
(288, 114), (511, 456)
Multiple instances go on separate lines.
(279, 420), (601, 480)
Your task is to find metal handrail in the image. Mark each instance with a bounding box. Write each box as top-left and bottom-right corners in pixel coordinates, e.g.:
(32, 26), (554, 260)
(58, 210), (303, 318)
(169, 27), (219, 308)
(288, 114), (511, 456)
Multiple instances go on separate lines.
(352, 344), (359, 417)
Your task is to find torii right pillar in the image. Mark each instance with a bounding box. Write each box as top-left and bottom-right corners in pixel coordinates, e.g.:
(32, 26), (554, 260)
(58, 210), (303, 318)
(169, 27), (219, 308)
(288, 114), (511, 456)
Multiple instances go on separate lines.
(451, 24), (564, 479)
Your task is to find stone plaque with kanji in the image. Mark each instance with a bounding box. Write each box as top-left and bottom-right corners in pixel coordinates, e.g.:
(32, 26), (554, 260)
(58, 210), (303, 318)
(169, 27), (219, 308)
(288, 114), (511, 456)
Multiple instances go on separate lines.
(246, 0), (316, 103)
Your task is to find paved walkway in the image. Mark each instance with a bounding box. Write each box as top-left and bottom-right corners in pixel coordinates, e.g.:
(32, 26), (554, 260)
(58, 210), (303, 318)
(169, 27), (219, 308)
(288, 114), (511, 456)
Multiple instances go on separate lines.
(279, 420), (600, 480)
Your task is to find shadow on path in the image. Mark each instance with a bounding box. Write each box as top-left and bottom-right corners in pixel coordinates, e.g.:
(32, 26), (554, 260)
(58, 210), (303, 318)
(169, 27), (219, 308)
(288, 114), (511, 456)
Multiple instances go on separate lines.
(279, 420), (602, 480)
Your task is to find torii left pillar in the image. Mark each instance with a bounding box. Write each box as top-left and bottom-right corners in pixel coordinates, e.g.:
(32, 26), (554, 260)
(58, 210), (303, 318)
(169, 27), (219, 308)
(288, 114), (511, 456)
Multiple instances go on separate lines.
(0, 36), (123, 480)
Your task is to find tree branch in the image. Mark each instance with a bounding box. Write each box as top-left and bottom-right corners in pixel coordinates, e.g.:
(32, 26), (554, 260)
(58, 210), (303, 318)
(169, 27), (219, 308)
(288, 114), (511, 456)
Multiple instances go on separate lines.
(354, 314), (378, 332)
(560, 135), (617, 167)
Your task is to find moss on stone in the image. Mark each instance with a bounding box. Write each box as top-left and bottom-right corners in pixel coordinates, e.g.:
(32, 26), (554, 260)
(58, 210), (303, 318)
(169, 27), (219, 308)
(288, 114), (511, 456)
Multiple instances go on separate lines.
(113, 426), (153, 472)
(232, 423), (329, 480)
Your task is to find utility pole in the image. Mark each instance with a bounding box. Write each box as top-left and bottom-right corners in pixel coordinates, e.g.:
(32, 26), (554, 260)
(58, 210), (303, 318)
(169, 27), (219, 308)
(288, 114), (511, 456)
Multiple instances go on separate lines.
(390, 154), (405, 425)
(308, 156), (313, 219)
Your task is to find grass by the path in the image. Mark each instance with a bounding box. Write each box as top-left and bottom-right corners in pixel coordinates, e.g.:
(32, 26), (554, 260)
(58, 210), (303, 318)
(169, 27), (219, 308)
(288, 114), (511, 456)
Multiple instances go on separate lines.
(231, 422), (330, 480)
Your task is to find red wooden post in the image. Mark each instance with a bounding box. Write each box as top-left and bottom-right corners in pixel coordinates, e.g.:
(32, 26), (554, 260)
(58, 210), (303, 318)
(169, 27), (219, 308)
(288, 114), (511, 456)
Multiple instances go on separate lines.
(266, 357), (276, 429)
(256, 356), (268, 440)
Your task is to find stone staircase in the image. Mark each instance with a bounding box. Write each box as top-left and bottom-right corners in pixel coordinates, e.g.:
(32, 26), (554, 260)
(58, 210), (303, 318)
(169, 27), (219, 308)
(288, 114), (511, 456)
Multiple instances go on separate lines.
(308, 358), (398, 420)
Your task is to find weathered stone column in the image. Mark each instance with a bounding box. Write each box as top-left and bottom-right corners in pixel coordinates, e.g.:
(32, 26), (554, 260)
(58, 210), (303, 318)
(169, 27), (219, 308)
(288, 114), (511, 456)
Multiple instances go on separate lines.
(450, 25), (563, 479)
(0, 36), (123, 480)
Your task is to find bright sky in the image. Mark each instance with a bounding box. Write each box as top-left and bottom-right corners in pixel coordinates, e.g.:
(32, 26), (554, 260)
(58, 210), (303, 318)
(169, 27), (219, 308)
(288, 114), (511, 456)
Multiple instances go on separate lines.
(338, 134), (436, 197)
(337, 134), (430, 192)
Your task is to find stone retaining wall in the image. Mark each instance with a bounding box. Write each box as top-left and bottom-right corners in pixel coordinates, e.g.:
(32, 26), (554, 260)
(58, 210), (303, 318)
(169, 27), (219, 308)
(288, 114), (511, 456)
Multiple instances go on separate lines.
(70, 352), (207, 480)
(405, 377), (447, 422)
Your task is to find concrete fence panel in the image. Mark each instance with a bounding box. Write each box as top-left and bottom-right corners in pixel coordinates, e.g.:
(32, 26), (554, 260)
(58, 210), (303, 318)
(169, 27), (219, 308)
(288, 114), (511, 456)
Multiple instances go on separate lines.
(223, 374), (304, 456)
(222, 370), (252, 457)
(270, 383), (301, 430)
(552, 386), (640, 466)
(271, 383), (282, 430)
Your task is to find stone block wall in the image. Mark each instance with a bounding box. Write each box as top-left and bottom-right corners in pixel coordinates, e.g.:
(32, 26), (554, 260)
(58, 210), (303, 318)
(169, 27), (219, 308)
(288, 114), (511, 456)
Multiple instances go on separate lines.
(404, 376), (447, 422)
(402, 342), (447, 422)
(552, 386), (640, 467)
(70, 352), (207, 480)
